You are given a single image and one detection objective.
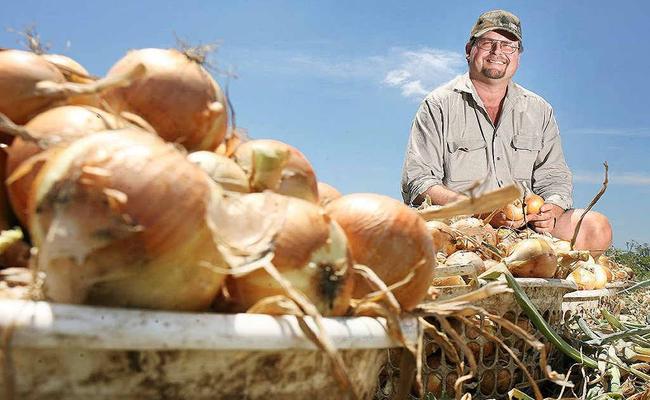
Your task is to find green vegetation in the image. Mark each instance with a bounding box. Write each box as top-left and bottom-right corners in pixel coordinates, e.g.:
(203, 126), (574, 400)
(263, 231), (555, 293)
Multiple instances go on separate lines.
(606, 241), (650, 280)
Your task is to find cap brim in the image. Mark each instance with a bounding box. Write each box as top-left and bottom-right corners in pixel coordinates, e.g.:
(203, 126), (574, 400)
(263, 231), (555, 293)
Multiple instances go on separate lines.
(472, 27), (522, 42)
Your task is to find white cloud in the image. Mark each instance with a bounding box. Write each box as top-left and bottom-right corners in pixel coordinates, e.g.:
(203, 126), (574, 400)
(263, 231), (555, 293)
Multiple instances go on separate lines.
(229, 46), (465, 100)
(381, 48), (465, 100)
(574, 172), (650, 186)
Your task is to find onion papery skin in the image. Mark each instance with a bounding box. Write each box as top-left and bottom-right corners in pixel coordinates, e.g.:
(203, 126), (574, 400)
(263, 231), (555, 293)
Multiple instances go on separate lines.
(6, 105), (119, 227)
(425, 220), (457, 255)
(504, 238), (557, 278)
(450, 217), (497, 252)
(0, 49), (66, 125)
(187, 151), (250, 193)
(29, 128), (227, 311)
(42, 54), (100, 108)
(234, 139), (319, 203)
(317, 181), (342, 206)
(567, 264), (597, 290)
(325, 193), (436, 311)
(102, 48), (228, 152)
(224, 192), (354, 316)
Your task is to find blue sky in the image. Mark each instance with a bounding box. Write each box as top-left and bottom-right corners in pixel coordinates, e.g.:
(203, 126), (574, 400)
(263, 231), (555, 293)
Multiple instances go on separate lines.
(2, 1), (649, 248)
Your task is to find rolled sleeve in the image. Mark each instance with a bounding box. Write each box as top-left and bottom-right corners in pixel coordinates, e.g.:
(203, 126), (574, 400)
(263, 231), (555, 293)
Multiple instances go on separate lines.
(401, 99), (445, 205)
(532, 107), (573, 210)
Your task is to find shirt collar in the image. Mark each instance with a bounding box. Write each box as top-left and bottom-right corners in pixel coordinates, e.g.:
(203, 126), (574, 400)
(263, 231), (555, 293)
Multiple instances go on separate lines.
(453, 72), (524, 104)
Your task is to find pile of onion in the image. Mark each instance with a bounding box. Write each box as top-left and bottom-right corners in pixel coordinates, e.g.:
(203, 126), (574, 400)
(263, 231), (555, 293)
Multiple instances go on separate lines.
(0, 49), (66, 125)
(233, 139), (319, 203)
(220, 192), (354, 316)
(6, 105), (121, 226)
(29, 128), (227, 311)
(102, 48), (228, 152)
(325, 193), (436, 311)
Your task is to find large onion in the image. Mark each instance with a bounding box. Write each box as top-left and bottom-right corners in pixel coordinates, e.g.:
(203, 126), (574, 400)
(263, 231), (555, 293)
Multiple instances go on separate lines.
(187, 151), (250, 193)
(234, 139), (319, 203)
(222, 192), (354, 316)
(102, 48), (228, 152)
(325, 193), (436, 311)
(0, 49), (66, 125)
(6, 105), (121, 226)
(503, 238), (557, 278)
(29, 128), (227, 310)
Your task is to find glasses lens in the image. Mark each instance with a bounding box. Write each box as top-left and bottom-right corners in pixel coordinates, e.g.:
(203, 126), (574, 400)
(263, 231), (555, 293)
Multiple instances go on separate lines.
(477, 39), (518, 54)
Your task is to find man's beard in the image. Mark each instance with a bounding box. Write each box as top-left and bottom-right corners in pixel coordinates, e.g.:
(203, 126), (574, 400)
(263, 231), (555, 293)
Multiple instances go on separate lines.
(481, 66), (506, 79)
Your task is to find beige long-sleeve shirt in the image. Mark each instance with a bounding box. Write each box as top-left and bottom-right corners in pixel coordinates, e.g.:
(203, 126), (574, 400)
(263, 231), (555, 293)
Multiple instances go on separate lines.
(401, 73), (573, 210)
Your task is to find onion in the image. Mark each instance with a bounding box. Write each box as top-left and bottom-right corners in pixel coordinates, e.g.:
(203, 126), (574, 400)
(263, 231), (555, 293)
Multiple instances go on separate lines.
(450, 217), (497, 252)
(234, 139), (319, 203)
(222, 192), (353, 316)
(502, 199), (524, 221)
(29, 128), (227, 310)
(496, 369), (512, 394)
(590, 263), (611, 289)
(325, 193), (436, 311)
(503, 238), (557, 278)
(480, 370), (496, 395)
(0, 49), (66, 125)
(431, 275), (465, 286)
(187, 151), (250, 193)
(445, 250), (485, 274)
(102, 48), (228, 152)
(425, 221), (457, 255)
(6, 105), (121, 227)
(42, 54), (100, 107)
(566, 263), (596, 290)
(317, 181), (342, 207)
(525, 193), (544, 214)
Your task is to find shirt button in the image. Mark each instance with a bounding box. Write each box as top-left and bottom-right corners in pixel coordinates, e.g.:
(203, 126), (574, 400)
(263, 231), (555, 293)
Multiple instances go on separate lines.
(496, 156), (501, 160)
(499, 180), (503, 185)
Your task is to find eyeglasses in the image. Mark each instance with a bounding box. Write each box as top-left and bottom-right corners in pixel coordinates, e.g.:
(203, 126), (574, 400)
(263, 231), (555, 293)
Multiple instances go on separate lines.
(475, 38), (520, 54)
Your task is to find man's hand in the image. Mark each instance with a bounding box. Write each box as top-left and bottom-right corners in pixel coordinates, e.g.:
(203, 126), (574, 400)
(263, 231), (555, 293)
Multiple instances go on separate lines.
(526, 203), (565, 233)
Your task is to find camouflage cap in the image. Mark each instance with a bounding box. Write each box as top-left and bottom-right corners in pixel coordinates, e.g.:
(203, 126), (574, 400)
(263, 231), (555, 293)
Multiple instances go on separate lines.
(470, 10), (522, 42)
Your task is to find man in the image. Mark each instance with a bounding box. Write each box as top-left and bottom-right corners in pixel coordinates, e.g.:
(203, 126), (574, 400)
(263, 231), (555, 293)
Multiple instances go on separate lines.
(400, 9), (612, 256)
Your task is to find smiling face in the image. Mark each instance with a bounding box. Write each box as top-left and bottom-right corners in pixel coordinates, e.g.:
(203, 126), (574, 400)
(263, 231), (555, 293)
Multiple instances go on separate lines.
(466, 30), (521, 84)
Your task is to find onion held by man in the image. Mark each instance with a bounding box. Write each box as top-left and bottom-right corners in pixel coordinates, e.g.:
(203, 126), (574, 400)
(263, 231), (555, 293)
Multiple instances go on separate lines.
(6, 105), (120, 227)
(502, 199), (524, 221)
(223, 192), (354, 316)
(29, 128), (227, 311)
(0, 49), (66, 125)
(102, 48), (228, 152)
(325, 193), (436, 311)
(234, 139), (319, 203)
(525, 194), (545, 214)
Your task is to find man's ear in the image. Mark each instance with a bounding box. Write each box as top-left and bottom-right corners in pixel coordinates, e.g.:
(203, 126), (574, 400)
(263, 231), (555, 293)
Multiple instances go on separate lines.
(464, 42), (472, 61)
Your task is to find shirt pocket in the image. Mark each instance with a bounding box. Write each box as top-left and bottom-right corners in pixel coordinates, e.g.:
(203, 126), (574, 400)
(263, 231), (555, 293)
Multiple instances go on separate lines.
(511, 134), (542, 180)
(446, 138), (488, 181)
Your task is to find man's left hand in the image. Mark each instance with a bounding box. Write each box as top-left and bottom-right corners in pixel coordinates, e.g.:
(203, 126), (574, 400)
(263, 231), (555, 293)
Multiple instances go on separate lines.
(526, 203), (565, 233)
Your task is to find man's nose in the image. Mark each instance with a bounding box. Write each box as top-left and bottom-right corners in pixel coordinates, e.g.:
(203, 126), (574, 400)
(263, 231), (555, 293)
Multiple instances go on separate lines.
(489, 42), (504, 55)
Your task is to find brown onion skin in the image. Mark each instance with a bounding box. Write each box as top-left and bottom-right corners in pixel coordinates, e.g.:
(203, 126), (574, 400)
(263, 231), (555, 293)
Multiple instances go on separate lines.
(325, 193), (436, 311)
(29, 128), (226, 311)
(225, 193), (354, 316)
(525, 194), (545, 214)
(504, 238), (557, 278)
(234, 139), (319, 203)
(6, 106), (118, 227)
(0, 49), (66, 125)
(317, 181), (342, 206)
(102, 48), (228, 152)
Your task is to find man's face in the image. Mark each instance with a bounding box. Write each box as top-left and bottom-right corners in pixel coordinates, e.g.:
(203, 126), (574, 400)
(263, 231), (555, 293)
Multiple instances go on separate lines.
(466, 30), (521, 83)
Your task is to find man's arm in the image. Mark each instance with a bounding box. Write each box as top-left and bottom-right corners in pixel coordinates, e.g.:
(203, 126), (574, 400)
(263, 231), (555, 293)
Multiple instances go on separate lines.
(401, 99), (463, 206)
